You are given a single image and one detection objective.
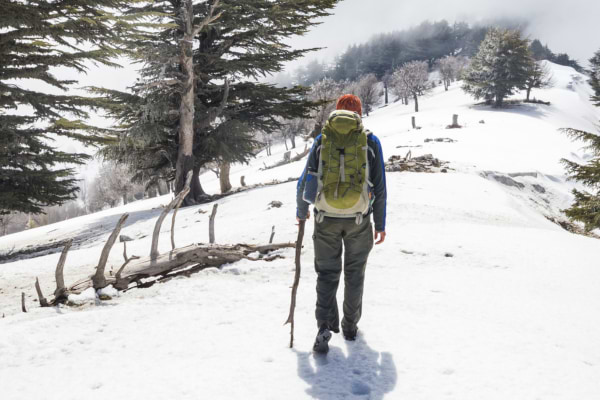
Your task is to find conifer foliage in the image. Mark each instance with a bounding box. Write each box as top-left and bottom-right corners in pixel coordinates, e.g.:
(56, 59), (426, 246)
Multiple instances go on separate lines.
(562, 128), (600, 231)
(0, 0), (140, 214)
(461, 28), (532, 107)
(561, 49), (600, 232)
(99, 0), (338, 204)
(590, 50), (600, 107)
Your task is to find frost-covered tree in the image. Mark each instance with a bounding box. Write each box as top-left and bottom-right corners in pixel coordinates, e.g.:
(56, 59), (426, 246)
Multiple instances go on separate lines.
(437, 56), (459, 91)
(281, 118), (309, 149)
(462, 28), (532, 107)
(0, 0), (145, 215)
(524, 61), (554, 102)
(590, 50), (600, 107)
(356, 74), (380, 116)
(308, 78), (343, 137)
(87, 162), (143, 211)
(391, 61), (431, 112)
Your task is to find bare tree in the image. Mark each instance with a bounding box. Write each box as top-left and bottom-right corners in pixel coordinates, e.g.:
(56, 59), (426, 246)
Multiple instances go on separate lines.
(392, 61), (431, 112)
(437, 56), (459, 91)
(87, 162), (143, 211)
(281, 118), (308, 149)
(356, 74), (379, 116)
(382, 72), (393, 105)
(525, 60), (554, 102)
(0, 213), (15, 236)
(309, 77), (343, 137)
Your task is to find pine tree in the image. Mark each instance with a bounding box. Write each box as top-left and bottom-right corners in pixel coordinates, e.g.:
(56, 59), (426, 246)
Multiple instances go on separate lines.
(589, 50), (600, 107)
(461, 28), (533, 107)
(561, 47), (600, 231)
(0, 0), (146, 215)
(99, 0), (337, 204)
(562, 129), (600, 231)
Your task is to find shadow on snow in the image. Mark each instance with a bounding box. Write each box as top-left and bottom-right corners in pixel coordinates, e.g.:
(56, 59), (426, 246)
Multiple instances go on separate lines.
(295, 333), (397, 399)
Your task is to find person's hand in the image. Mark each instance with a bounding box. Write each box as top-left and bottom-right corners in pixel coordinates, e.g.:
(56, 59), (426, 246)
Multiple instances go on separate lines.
(374, 231), (386, 245)
(296, 209), (311, 223)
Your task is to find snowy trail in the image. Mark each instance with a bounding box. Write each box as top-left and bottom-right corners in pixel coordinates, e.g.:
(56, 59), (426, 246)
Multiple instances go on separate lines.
(1, 62), (600, 399)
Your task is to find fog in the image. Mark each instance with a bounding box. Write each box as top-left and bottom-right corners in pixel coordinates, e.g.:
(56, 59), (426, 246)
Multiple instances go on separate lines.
(287, 0), (599, 68)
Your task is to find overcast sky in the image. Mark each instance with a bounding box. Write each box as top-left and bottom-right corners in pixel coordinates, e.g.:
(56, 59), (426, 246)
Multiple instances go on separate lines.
(286, 0), (599, 70)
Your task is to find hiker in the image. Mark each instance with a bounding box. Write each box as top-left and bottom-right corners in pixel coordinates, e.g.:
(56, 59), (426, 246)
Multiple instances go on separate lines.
(296, 94), (387, 353)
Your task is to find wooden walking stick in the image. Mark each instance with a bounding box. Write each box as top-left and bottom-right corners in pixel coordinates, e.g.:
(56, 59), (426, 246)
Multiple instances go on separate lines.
(285, 219), (305, 348)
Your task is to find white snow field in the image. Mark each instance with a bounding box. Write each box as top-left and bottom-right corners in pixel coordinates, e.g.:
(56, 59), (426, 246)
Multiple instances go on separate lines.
(1, 62), (599, 400)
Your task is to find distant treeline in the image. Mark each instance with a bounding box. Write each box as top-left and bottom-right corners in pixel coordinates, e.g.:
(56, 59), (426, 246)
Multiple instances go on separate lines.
(292, 20), (582, 86)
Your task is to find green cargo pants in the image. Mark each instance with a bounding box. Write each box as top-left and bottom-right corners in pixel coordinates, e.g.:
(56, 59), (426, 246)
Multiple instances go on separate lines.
(313, 215), (374, 333)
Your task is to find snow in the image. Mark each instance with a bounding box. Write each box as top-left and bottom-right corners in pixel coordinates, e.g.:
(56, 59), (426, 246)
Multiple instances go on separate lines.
(67, 287), (98, 305)
(1, 62), (600, 399)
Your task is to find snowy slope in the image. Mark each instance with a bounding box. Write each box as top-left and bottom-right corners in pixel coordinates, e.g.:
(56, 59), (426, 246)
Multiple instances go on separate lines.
(1, 62), (600, 400)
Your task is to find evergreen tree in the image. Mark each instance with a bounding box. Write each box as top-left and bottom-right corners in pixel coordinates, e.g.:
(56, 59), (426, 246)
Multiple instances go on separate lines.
(529, 39), (554, 61)
(561, 128), (600, 231)
(99, 0), (337, 204)
(561, 49), (600, 231)
(589, 50), (600, 107)
(0, 0), (145, 215)
(462, 28), (533, 107)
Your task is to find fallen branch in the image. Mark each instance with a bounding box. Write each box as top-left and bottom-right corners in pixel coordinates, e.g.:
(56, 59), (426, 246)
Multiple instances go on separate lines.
(54, 239), (73, 302)
(152, 183), (191, 259)
(93, 214), (129, 289)
(61, 242), (296, 296)
(261, 147), (310, 171)
(35, 277), (49, 307)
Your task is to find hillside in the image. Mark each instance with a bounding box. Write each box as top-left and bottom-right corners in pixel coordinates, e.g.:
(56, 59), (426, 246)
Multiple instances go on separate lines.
(1, 62), (599, 400)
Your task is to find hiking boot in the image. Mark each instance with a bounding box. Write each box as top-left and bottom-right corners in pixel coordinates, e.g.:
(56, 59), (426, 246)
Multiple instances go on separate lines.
(343, 327), (357, 341)
(313, 324), (332, 354)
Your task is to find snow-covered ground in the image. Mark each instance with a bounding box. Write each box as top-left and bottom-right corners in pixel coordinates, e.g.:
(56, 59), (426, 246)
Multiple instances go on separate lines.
(1, 62), (599, 399)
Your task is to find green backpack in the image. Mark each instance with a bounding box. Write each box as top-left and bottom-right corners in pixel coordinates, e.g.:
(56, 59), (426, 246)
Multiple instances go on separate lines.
(315, 110), (371, 224)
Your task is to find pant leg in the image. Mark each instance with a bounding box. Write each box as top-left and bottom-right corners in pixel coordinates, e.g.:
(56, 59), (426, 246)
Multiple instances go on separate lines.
(341, 217), (374, 333)
(313, 217), (344, 331)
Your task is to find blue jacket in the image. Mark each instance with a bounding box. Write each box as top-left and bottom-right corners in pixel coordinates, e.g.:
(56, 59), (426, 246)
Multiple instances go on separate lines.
(296, 132), (387, 232)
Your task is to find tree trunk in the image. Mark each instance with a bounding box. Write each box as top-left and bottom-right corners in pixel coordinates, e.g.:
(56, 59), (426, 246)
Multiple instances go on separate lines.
(290, 134), (296, 149)
(156, 182), (166, 196)
(526, 87), (532, 101)
(190, 164), (207, 202)
(122, 194), (128, 206)
(219, 162), (232, 194)
(384, 83), (389, 105)
(495, 93), (504, 107)
(175, 0), (197, 206)
(414, 93), (419, 113)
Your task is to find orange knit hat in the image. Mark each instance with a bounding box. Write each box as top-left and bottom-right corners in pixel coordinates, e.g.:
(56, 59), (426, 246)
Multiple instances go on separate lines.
(336, 94), (362, 116)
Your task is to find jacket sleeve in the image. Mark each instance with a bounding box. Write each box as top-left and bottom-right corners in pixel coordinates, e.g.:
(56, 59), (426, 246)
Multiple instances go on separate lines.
(296, 136), (321, 219)
(368, 135), (387, 232)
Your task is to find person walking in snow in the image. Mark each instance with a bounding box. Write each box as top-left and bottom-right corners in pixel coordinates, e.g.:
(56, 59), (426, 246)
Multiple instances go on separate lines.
(296, 94), (387, 354)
